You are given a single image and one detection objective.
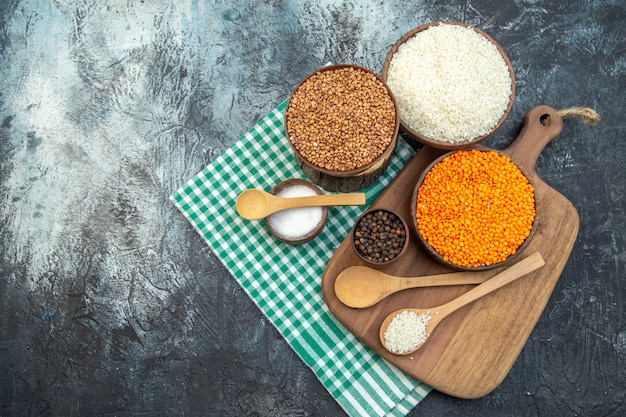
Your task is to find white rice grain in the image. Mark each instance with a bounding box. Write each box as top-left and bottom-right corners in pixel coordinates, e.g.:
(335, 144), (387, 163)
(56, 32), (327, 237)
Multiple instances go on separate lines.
(383, 310), (431, 354)
(386, 23), (512, 143)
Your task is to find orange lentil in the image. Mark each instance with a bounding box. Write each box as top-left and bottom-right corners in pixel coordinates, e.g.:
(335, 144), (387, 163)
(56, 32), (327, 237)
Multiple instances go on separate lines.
(416, 150), (535, 268)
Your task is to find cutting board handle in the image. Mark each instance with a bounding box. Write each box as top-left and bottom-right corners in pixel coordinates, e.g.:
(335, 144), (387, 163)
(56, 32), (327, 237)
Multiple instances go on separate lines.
(504, 105), (564, 176)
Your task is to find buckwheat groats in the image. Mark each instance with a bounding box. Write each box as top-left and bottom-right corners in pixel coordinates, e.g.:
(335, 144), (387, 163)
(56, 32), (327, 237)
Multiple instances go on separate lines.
(286, 66), (397, 172)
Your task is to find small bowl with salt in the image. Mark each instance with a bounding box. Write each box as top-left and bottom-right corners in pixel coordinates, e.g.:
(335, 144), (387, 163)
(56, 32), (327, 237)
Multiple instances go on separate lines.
(264, 179), (328, 245)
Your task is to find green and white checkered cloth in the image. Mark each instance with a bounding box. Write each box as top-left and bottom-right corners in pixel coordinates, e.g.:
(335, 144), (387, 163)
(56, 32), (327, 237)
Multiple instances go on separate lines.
(170, 99), (431, 417)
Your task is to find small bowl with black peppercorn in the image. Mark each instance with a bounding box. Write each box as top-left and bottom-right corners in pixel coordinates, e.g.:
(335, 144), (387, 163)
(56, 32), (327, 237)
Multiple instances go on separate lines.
(352, 208), (409, 267)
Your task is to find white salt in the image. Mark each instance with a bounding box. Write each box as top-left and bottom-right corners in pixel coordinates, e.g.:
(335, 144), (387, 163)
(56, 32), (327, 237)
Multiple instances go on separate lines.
(267, 185), (324, 240)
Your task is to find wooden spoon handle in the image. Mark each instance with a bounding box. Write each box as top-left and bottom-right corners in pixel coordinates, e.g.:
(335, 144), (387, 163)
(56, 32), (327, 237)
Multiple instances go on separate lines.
(504, 105), (563, 176)
(396, 272), (489, 292)
(278, 193), (366, 209)
(435, 252), (545, 319)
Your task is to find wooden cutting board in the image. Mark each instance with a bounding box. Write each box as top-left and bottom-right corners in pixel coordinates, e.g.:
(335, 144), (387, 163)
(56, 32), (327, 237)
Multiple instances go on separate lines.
(321, 105), (580, 399)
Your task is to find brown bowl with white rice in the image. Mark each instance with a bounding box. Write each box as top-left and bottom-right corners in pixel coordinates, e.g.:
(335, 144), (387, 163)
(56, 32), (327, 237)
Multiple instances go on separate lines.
(382, 21), (516, 150)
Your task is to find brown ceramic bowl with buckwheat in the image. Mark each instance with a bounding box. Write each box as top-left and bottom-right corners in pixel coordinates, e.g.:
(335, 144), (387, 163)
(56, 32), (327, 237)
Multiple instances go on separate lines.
(284, 64), (400, 183)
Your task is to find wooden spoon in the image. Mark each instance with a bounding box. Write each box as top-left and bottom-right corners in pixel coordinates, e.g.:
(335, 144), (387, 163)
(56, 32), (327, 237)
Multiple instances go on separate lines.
(335, 266), (491, 308)
(379, 251), (545, 355)
(236, 189), (366, 220)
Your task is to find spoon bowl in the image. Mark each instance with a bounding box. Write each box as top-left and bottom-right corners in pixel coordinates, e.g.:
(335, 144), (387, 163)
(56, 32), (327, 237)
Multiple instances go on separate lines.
(236, 188), (366, 220)
(335, 266), (491, 309)
(379, 251), (545, 355)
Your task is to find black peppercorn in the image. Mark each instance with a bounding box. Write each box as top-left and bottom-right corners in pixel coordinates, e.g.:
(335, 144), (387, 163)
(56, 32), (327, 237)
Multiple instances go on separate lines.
(353, 209), (407, 264)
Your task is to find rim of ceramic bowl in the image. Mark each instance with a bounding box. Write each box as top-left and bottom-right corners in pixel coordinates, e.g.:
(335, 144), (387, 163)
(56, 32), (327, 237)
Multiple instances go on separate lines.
(284, 64), (400, 177)
(352, 208), (410, 268)
(381, 21), (516, 150)
(410, 148), (537, 271)
(264, 179), (329, 245)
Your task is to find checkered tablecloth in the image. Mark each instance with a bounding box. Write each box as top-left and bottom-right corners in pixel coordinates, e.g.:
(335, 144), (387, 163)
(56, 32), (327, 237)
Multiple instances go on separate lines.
(170, 99), (431, 416)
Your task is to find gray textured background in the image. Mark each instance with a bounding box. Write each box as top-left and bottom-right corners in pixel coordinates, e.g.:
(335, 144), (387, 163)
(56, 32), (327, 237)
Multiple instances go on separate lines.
(1, 1), (624, 416)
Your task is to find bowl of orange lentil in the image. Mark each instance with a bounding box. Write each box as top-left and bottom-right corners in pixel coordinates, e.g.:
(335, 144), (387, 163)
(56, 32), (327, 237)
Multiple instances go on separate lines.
(412, 148), (537, 271)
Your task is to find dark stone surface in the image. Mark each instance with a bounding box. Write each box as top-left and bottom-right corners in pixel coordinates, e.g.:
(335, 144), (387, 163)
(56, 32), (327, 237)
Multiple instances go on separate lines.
(1, 1), (624, 416)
